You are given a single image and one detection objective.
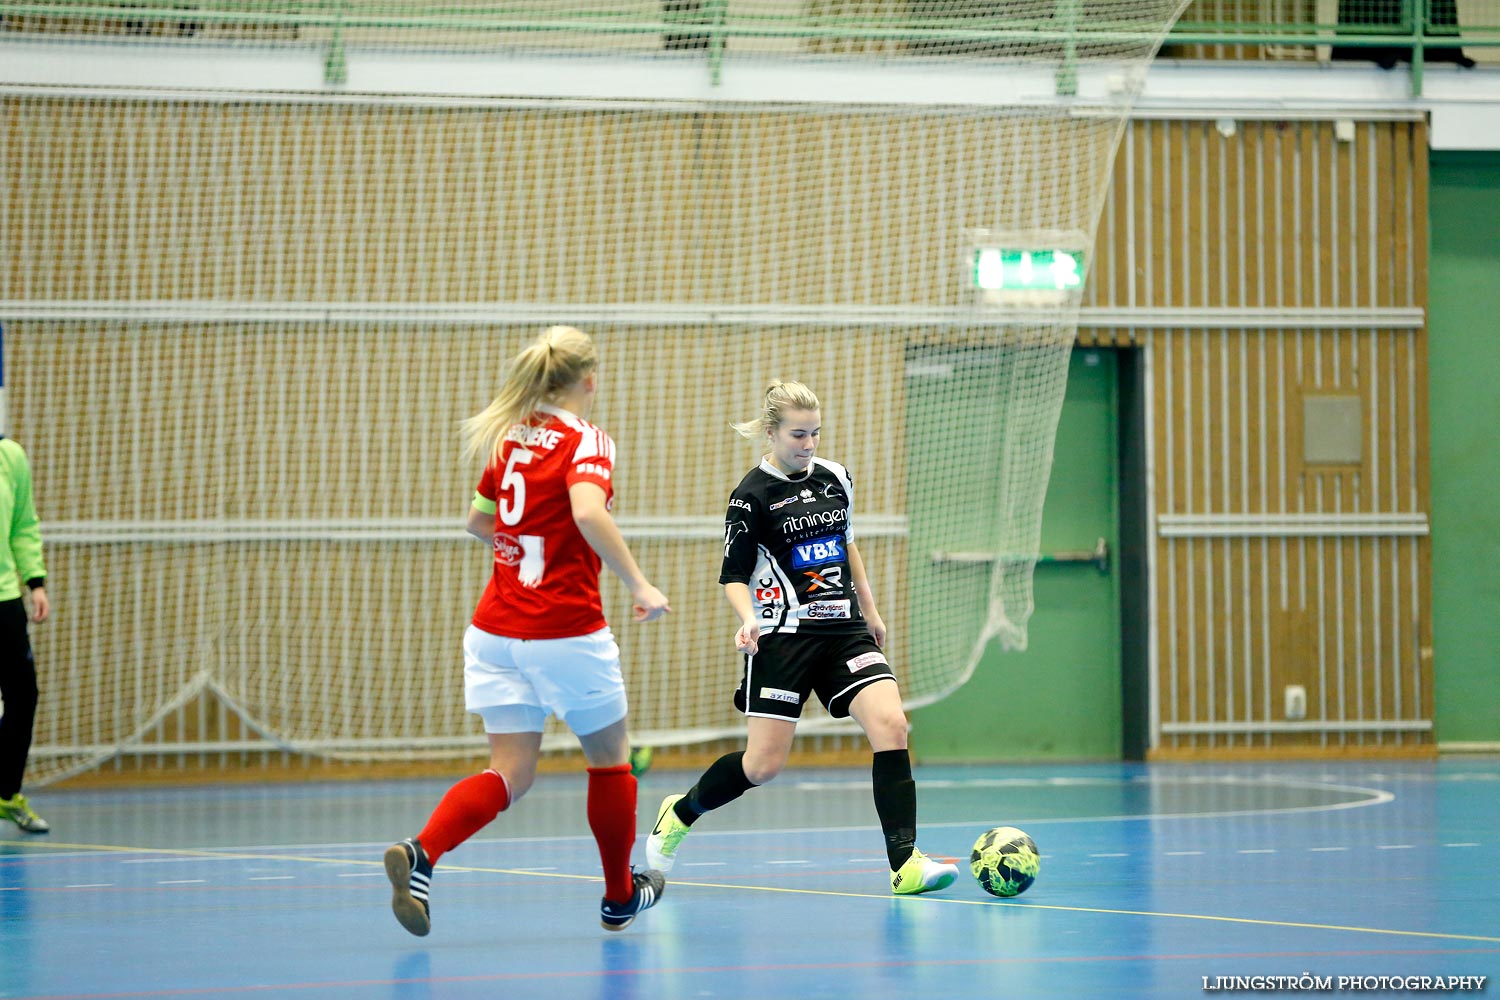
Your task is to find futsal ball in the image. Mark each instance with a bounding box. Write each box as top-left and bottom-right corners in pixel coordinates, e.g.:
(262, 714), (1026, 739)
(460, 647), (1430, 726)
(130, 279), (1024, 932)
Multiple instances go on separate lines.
(970, 826), (1040, 897)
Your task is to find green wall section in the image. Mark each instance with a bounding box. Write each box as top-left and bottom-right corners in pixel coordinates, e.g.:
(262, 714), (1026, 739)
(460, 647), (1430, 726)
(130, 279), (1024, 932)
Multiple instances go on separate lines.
(911, 350), (1121, 760)
(1428, 152), (1500, 745)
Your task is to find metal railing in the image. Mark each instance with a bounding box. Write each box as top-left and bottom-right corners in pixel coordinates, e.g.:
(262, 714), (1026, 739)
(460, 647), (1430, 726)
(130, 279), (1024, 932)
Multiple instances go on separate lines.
(0, 1), (1494, 94)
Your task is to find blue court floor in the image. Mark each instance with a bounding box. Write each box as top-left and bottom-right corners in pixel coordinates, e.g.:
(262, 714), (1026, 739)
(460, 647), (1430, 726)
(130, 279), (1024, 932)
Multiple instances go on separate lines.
(1, 758), (1496, 999)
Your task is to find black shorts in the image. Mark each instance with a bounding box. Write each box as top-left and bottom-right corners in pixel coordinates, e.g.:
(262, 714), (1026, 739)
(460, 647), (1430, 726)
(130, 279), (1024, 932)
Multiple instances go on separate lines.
(734, 630), (897, 721)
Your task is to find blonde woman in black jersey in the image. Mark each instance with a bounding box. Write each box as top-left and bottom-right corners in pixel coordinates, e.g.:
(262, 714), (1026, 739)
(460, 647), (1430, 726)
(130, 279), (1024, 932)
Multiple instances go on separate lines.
(646, 380), (959, 895)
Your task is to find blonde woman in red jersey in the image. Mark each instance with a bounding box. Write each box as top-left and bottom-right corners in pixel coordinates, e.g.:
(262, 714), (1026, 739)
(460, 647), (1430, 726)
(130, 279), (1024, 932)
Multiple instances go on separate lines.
(384, 325), (670, 935)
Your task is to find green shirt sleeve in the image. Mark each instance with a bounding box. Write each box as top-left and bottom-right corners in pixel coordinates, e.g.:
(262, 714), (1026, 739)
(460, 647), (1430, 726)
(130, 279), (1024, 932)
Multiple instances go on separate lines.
(2, 440), (47, 590)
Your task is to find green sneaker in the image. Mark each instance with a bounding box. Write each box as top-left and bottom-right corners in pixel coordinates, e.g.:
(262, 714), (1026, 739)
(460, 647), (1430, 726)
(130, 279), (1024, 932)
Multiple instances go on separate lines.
(645, 794), (690, 872)
(0, 793), (50, 834)
(891, 848), (957, 895)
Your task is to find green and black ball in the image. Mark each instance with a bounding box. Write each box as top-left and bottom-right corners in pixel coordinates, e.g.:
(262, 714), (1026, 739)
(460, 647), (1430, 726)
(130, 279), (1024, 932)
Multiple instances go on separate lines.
(970, 826), (1040, 897)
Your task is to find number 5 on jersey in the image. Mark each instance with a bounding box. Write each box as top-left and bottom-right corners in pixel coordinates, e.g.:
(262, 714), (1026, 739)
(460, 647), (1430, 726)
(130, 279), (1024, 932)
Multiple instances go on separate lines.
(499, 448), (533, 526)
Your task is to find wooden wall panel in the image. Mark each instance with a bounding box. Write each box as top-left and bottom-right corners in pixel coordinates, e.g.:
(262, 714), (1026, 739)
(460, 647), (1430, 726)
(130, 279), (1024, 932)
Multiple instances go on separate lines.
(1093, 119), (1433, 754)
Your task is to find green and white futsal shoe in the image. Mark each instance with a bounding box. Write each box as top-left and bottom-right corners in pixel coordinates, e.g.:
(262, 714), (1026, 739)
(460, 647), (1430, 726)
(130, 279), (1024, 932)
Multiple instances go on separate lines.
(645, 794), (691, 872)
(891, 848), (958, 895)
(0, 793), (49, 834)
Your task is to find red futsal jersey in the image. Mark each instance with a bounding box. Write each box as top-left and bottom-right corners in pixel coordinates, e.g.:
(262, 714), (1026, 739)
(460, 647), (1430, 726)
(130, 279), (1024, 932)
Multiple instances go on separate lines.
(470, 404), (616, 640)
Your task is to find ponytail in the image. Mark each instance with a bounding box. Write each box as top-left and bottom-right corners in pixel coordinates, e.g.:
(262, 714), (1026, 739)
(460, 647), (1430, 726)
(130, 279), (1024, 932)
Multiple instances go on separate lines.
(462, 325), (598, 463)
(732, 379), (821, 440)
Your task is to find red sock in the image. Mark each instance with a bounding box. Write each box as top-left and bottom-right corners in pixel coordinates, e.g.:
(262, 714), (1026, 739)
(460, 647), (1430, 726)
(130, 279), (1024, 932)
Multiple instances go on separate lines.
(418, 769), (510, 865)
(587, 764), (637, 903)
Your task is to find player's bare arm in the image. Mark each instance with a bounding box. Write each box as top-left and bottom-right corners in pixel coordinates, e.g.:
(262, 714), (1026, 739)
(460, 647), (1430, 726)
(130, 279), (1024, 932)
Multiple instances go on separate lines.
(847, 542), (885, 647)
(465, 506), (495, 544)
(723, 581), (759, 654)
(568, 481), (670, 622)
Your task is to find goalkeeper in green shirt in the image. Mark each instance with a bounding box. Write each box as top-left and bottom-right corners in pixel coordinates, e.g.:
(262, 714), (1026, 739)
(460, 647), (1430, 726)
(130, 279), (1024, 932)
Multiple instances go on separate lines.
(0, 437), (50, 834)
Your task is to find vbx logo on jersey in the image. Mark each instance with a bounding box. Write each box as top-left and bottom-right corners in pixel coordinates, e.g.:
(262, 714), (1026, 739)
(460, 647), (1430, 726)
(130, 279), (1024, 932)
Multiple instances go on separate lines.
(493, 532), (524, 566)
(792, 535), (843, 568)
(754, 586), (783, 603)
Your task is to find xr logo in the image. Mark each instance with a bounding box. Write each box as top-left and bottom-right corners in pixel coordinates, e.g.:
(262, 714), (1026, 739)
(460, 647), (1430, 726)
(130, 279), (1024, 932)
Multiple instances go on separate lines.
(803, 566), (844, 591)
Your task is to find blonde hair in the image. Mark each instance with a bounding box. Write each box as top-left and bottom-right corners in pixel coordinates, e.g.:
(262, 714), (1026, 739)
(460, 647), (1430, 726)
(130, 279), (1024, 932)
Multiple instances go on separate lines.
(732, 380), (821, 440)
(462, 325), (599, 462)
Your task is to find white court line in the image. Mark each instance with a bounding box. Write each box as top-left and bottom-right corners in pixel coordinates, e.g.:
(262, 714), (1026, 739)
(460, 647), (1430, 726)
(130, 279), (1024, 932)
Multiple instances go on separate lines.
(6, 773), (1427, 864)
(134, 774), (1402, 857)
(799, 774), (1396, 824)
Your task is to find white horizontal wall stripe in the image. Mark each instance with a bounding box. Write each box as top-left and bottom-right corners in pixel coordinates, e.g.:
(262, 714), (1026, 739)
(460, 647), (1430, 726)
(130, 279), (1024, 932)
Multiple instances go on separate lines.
(0, 300), (1428, 329)
(1158, 513), (1430, 537)
(40, 516), (910, 543)
(1162, 719), (1432, 734)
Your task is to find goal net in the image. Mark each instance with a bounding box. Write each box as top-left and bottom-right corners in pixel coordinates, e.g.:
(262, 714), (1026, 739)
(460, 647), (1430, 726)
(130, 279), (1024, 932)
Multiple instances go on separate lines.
(0, 0), (1188, 782)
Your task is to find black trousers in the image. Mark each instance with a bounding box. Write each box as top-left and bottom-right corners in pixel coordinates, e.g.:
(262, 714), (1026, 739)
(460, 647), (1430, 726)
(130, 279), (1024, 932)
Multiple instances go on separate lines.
(0, 597), (39, 799)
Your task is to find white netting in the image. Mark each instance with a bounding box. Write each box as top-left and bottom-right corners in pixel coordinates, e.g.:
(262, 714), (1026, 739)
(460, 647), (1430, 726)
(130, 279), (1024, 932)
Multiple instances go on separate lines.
(0, 1), (1187, 782)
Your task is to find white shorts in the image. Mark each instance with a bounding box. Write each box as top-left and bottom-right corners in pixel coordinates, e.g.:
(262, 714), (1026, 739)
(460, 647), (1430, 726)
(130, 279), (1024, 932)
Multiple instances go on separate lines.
(462, 624), (628, 736)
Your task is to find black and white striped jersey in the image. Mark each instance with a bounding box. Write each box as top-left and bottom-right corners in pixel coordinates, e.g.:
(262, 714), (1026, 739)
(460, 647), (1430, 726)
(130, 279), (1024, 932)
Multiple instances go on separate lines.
(718, 456), (864, 636)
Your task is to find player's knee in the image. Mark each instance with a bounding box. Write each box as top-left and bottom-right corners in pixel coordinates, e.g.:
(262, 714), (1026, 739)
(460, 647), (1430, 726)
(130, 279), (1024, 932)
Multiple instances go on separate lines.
(494, 765), (536, 802)
(740, 754), (785, 785)
(866, 711), (910, 750)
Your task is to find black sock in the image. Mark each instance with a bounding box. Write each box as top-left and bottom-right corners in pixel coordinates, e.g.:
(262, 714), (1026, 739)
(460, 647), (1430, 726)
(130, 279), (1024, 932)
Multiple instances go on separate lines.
(872, 749), (917, 870)
(675, 751), (756, 827)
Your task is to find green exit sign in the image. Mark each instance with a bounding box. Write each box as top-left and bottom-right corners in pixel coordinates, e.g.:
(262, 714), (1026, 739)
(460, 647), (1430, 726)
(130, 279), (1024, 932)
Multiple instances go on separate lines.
(972, 248), (1085, 292)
